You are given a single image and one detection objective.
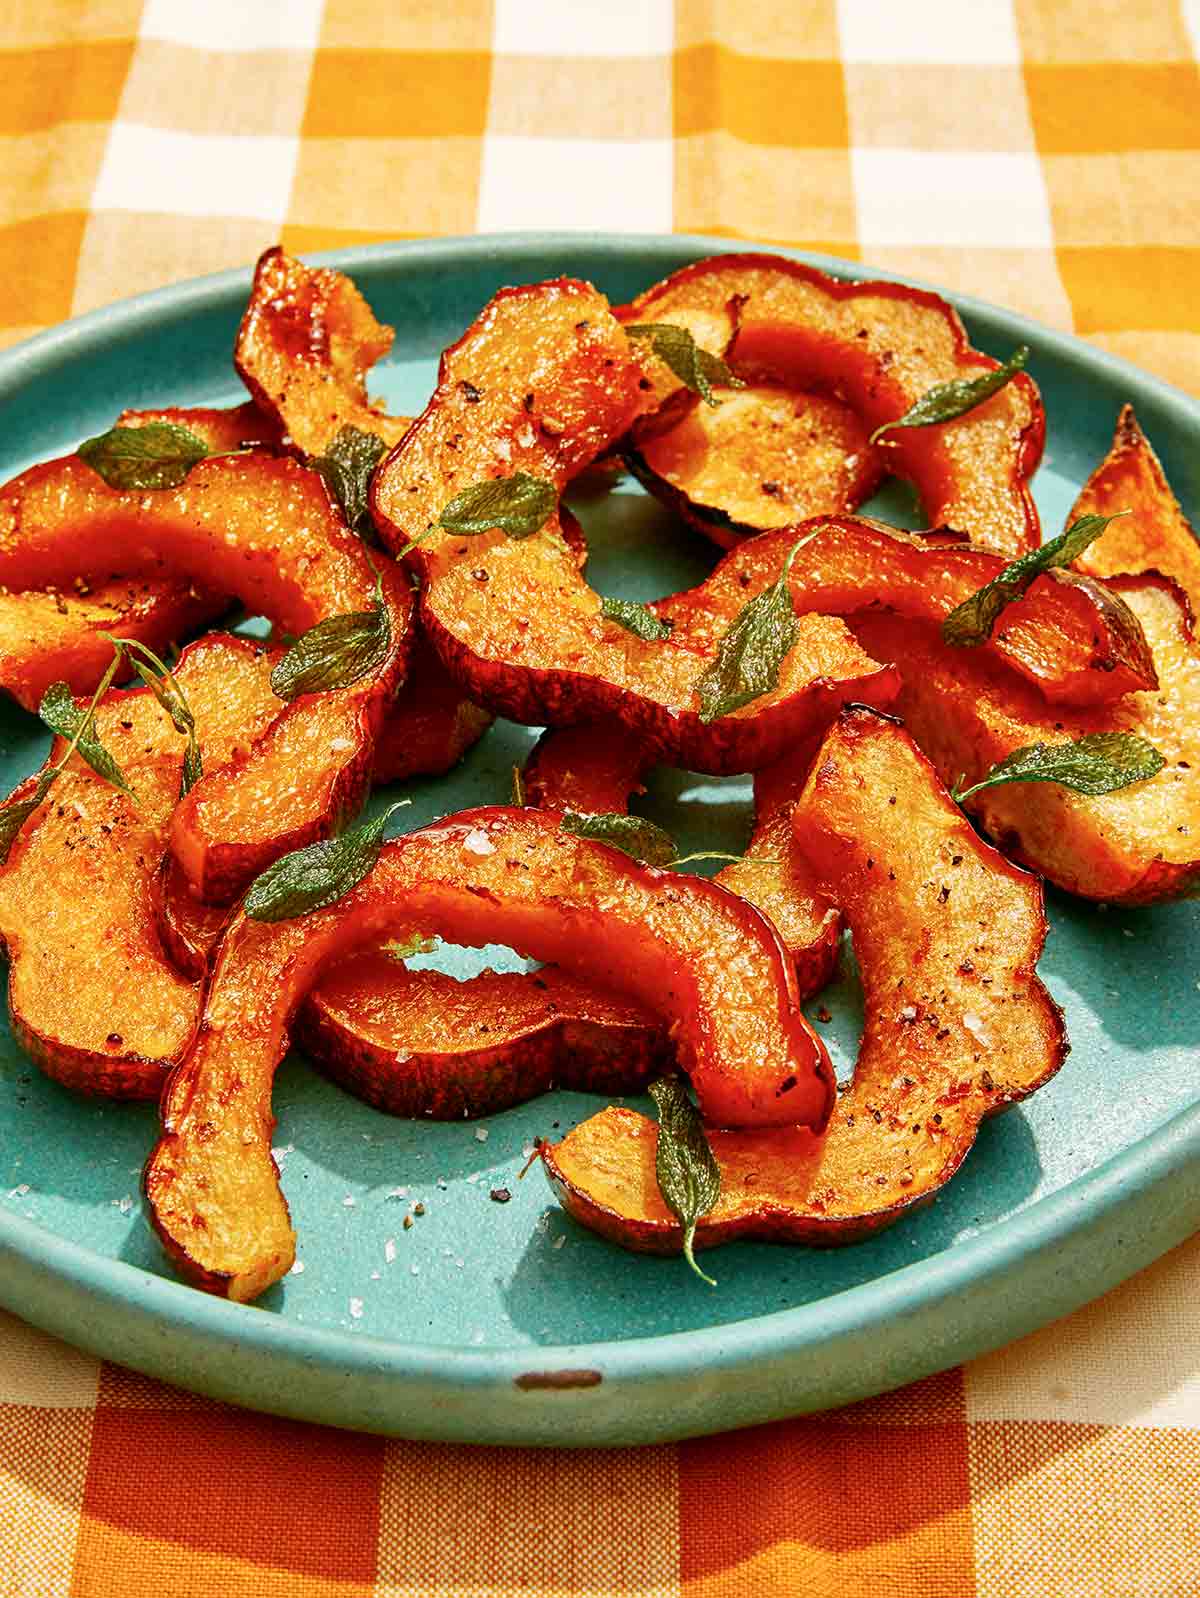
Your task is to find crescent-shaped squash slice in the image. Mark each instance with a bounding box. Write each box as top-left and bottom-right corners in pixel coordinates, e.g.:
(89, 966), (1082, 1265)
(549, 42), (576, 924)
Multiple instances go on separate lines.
(373, 278), (899, 773)
(542, 708), (1066, 1254)
(1068, 405), (1200, 613)
(653, 515), (1156, 707)
(622, 253), (1044, 557)
(144, 805), (835, 1299)
(624, 382), (884, 548)
(0, 404), (279, 710)
(155, 628), (495, 981)
(522, 722), (840, 996)
(0, 450), (413, 900)
(850, 573), (1200, 903)
(235, 246), (411, 455)
(295, 956), (668, 1120)
(0, 634), (283, 1097)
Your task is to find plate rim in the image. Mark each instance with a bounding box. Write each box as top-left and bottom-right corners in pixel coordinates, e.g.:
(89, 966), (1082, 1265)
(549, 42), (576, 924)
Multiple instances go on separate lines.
(1, 230), (1198, 1444)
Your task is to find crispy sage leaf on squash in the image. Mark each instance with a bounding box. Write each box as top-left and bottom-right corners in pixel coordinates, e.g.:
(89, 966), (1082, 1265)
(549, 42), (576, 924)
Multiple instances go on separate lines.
(38, 680), (135, 799)
(870, 346), (1029, 445)
(244, 801), (409, 923)
(625, 324), (743, 407)
(942, 512), (1131, 648)
(600, 596), (674, 641)
(114, 637), (204, 798)
(308, 424), (387, 542)
(953, 731), (1166, 803)
(560, 810), (677, 868)
(77, 421), (212, 490)
(437, 471), (557, 540)
(0, 769), (57, 865)
(648, 1077), (721, 1286)
(695, 528), (822, 723)
(270, 600), (391, 701)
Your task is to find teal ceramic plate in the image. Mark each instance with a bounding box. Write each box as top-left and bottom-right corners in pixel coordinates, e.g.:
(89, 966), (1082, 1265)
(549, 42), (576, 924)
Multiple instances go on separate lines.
(1, 235), (1197, 1447)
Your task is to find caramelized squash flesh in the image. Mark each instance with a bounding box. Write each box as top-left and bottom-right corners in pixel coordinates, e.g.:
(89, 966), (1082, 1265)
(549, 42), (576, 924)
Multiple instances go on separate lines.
(544, 709), (1065, 1253)
(852, 575), (1200, 903)
(235, 246), (411, 455)
(0, 451), (413, 900)
(372, 278), (898, 774)
(296, 956), (669, 1119)
(622, 252), (1045, 557)
(145, 807), (836, 1299)
(1068, 404), (1200, 613)
(654, 515), (1156, 707)
(625, 382), (884, 547)
(0, 635), (282, 1097)
(523, 722), (840, 995)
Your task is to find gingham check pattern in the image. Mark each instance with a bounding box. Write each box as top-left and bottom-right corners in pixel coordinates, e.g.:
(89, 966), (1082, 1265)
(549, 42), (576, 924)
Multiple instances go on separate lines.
(2, 2), (1199, 1594)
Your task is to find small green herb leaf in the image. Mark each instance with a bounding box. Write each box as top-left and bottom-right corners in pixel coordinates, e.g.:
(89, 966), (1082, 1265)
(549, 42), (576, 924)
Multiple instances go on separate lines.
(625, 324), (743, 407)
(438, 471), (557, 540)
(560, 811), (677, 868)
(953, 732), (1166, 804)
(77, 422), (211, 490)
(648, 1078), (721, 1286)
(244, 801), (409, 923)
(870, 347), (1029, 445)
(600, 596), (674, 642)
(308, 425), (387, 541)
(38, 681), (135, 799)
(0, 769), (57, 864)
(114, 637), (204, 798)
(942, 512), (1131, 648)
(695, 528), (822, 722)
(270, 602), (391, 701)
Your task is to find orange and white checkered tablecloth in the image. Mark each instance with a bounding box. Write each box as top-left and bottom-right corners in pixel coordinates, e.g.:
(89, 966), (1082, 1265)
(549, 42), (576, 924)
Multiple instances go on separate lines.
(2, 3), (1199, 1594)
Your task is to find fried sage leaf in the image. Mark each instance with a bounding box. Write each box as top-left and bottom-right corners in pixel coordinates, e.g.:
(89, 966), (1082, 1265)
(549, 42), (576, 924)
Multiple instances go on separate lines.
(308, 424), (387, 542)
(648, 1077), (721, 1286)
(625, 324), (743, 407)
(1, 647), (134, 861)
(953, 732), (1166, 804)
(600, 596), (674, 642)
(38, 680), (135, 799)
(870, 346), (1029, 445)
(77, 422), (211, 490)
(114, 637), (204, 798)
(695, 527), (822, 723)
(942, 512), (1130, 648)
(244, 801), (409, 922)
(0, 769), (57, 865)
(560, 811), (677, 868)
(270, 601), (391, 701)
(438, 471), (557, 539)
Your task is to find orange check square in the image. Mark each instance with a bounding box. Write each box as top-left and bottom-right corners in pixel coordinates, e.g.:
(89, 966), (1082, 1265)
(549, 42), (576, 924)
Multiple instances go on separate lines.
(303, 49), (491, 140)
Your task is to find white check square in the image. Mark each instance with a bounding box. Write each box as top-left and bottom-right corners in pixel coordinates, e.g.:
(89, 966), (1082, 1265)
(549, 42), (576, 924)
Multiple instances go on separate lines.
(477, 136), (673, 233)
(492, 0), (673, 57)
(140, 0), (325, 52)
(837, 0), (1021, 64)
(853, 149), (1054, 248)
(92, 124), (299, 223)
